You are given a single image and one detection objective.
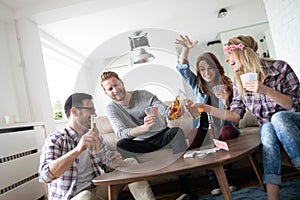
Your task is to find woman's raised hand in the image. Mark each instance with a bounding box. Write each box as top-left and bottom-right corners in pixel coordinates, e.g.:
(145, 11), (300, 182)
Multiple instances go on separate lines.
(175, 34), (198, 49)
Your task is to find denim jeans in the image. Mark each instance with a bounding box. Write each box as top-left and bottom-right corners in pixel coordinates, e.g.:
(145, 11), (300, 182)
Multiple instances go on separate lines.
(259, 111), (300, 185)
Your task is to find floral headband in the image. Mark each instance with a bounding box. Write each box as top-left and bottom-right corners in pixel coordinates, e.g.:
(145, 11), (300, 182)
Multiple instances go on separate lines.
(224, 43), (245, 53)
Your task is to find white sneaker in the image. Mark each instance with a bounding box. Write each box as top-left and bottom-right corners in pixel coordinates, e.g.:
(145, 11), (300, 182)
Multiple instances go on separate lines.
(211, 186), (236, 195)
(211, 188), (221, 195)
(176, 194), (190, 200)
(229, 185), (237, 192)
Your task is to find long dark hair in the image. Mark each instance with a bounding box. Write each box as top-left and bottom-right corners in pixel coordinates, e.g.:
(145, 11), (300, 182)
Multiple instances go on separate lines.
(195, 52), (232, 95)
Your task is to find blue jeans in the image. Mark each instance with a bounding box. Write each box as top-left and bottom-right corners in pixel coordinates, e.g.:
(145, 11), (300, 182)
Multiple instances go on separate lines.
(259, 111), (300, 185)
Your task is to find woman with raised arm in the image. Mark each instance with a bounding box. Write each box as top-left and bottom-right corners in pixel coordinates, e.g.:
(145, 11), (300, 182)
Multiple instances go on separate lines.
(187, 35), (300, 200)
(175, 35), (240, 195)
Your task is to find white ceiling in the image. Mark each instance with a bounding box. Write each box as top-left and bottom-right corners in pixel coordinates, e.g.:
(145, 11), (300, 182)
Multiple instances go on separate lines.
(0, 0), (268, 58)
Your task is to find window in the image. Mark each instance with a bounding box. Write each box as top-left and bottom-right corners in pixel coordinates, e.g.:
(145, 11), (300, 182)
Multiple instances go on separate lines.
(40, 31), (84, 119)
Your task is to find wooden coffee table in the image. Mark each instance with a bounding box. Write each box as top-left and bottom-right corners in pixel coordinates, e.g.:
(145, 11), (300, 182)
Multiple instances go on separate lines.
(93, 133), (263, 200)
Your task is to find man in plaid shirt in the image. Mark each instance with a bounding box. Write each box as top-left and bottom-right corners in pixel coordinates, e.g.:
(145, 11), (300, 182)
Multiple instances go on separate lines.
(39, 93), (155, 200)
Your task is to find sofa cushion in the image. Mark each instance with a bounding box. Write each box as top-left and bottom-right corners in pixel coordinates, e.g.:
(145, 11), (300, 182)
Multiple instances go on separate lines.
(96, 116), (118, 151)
(239, 126), (259, 136)
(96, 116), (114, 134)
(238, 109), (259, 128)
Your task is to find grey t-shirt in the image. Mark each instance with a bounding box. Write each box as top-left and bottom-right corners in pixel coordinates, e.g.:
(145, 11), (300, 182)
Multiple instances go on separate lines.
(106, 90), (169, 140)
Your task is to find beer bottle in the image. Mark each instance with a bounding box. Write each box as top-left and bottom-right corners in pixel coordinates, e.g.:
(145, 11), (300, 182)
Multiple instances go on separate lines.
(207, 112), (218, 147)
(169, 96), (181, 120)
(179, 89), (202, 119)
(89, 114), (100, 153)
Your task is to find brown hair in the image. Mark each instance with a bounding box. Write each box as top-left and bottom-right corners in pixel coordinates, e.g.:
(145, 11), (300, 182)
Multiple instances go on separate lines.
(196, 52), (232, 95)
(100, 71), (121, 88)
(64, 93), (92, 118)
(226, 35), (267, 96)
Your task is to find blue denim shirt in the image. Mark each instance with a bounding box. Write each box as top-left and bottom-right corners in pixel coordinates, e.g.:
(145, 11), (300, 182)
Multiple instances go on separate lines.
(176, 62), (236, 130)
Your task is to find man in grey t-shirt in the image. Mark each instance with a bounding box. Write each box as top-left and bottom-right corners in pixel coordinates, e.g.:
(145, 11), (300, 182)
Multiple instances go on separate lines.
(100, 71), (188, 159)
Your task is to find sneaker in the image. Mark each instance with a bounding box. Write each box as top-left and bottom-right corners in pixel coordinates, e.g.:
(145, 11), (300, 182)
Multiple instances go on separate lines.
(208, 170), (221, 195)
(176, 194), (190, 200)
(211, 186), (236, 195)
(211, 188), (221, 195)
(229, 185), (237, 192)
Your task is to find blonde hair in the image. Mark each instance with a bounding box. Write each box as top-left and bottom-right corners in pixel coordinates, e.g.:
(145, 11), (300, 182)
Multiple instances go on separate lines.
(226, 35), (267, 97)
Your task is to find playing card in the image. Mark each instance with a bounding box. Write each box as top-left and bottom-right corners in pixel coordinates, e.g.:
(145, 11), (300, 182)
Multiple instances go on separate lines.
(240, 73), (257, 88)
(145, 106), (158, 116)
(213, 139), (229, 151)
(144, 107), (150, 115)
(248, 73), (257, 81)
(151, 106), (158, 116)
(240, 73), (249, 88)
(144, 108), (148, 115)
(183, 151), (197, 158)
(212, 84), (223, 93)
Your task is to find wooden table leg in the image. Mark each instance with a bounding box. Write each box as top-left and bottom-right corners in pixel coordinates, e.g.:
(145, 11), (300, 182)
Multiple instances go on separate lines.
(249, 153), (266, 191)
(107, 184), (119, 200)
(212, 165), (232, 200)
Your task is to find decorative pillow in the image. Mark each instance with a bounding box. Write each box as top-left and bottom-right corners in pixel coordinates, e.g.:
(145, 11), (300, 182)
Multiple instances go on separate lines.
(96, 116), (114, 134)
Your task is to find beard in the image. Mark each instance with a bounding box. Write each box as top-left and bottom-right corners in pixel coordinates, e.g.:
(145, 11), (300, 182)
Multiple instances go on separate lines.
(76, 113), (91, 132)
(111, 88), (126, 101)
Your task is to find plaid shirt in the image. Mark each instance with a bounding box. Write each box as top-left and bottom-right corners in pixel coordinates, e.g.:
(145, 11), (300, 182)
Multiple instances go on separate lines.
(39, 125), (112, 200)
(230, 60), (300, 125)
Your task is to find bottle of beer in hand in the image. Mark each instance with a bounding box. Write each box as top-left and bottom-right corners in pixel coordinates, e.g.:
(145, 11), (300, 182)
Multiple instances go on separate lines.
(89, 114), (100, 153)
(207, 112), (218, 148)
(169, 96), (181, 120)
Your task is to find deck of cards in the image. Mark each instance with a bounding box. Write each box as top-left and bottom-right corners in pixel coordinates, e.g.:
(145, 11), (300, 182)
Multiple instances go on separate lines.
(183, 147), (221, 159)
(213, 139), (229, 151)
(212, 84), (226, 99)
(144, 106), (158, 117)
(240, 73), (257, 88)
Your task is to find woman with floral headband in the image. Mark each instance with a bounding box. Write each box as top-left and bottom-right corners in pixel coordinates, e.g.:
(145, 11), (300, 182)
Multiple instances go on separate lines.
(186, 35), (300, 200)
(175, 34), (240, 195)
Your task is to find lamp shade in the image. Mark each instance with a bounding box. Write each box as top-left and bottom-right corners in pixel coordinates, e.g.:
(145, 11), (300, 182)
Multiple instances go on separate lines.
(132, 48), (155, 64)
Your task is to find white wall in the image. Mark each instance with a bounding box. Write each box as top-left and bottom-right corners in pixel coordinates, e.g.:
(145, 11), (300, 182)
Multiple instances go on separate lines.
(218, 22), (274, 79)
(16, 19), (56, 134)
(81, 28), (194, 116)
(0, 14), (56, 134)
(0, 21), (19, 124)
(264, 0), (300, 78)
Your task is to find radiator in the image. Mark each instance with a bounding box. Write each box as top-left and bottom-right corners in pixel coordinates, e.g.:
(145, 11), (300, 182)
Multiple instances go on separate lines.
(0, 122), (46, 200)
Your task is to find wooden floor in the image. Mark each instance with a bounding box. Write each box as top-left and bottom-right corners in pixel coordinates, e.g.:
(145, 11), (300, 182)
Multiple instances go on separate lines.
(120, 165), (300, 200)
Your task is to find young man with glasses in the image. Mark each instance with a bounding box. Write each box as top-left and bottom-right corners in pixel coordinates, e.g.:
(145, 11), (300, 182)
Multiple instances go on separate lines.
(38, 93), (155, 200)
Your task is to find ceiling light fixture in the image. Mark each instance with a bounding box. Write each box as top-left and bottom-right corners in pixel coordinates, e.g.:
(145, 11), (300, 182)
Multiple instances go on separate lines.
(207, 40), (221, 46)
(129, 31), (155, 64)
(218, 8), (228, 18)
(132, 48), (155, 64)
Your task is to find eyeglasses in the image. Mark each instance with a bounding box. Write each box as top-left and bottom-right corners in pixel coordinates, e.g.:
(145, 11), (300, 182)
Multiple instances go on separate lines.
(76, 107), (96, 113)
